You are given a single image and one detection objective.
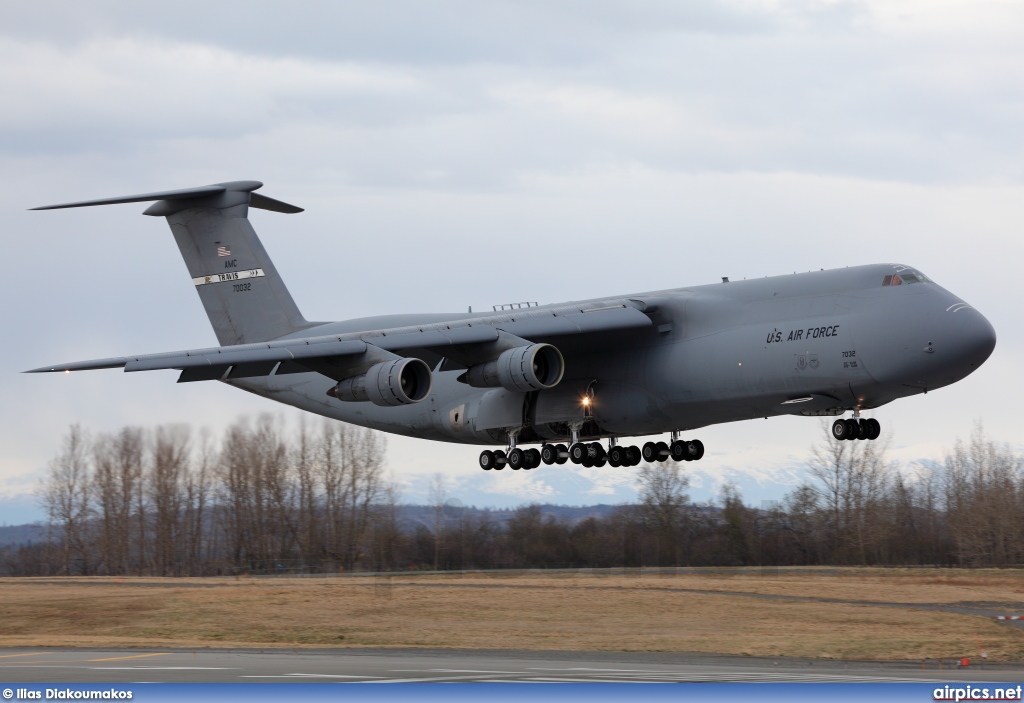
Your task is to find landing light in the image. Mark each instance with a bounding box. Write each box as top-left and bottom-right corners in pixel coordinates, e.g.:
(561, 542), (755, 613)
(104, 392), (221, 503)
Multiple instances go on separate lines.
(582, 396), (590, 406)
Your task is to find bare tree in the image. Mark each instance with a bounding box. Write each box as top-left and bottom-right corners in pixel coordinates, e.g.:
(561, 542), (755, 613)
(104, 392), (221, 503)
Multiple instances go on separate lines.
(807, 421), (893, 563)
(428, 473), (448, 571)
(92, 427), (143, 574)
(636, 461), (690, 532)
(940, 424), (1024, 566)
(149, 424), (191, 575)
(38, 425), (93, 575)
(318, 421), (386, 570)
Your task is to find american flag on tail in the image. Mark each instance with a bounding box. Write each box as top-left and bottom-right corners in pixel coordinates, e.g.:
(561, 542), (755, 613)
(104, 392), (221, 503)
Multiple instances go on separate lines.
(217, 245), (231, 257)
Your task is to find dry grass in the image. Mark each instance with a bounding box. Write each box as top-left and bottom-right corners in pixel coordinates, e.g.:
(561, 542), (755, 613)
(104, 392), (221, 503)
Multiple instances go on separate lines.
(2, 568), (1023, 660)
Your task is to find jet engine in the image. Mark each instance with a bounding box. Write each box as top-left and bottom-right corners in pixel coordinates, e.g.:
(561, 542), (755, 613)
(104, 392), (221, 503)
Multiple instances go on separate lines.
(329, 358), (432, 406)
(461, 343), (564, 392)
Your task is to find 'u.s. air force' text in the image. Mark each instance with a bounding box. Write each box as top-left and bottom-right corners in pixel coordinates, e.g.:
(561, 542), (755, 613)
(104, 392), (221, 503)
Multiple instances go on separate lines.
(766, 324), (840, 344)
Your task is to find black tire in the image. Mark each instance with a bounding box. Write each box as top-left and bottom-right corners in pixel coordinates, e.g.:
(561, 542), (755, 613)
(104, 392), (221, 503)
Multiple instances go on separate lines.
(642, 442), (658, 462)
(493, 450), (506, 469)
(627, 446), (641, 466)
(831, 419), (849, 441)
(855, 419), (869, 440)
(581, 456), (594, 468)
(594, 456), (607, 467)
(867, 418), (881, 440)
(689, 439), (704, 461)
(845, 419), (859, 439)
(670, 440), (687, 461)
(656, 441), (669, 462)
(608, 446), (626, 467)
(479, 450), (495, 470)
(590, 442), (606, 461)
(569, 443), (587, 464)
(508, 448), (525, 470)
(526, 448), (541, 469)
(540, 444), (558, 465)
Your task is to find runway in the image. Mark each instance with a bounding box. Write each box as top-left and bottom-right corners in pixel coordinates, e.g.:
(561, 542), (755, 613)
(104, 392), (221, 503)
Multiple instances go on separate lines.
(1, 648), (1021, 683)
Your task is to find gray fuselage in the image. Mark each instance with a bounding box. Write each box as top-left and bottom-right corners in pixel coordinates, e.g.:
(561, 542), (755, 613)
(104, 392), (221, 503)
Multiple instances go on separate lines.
(231, 263), (996, 447)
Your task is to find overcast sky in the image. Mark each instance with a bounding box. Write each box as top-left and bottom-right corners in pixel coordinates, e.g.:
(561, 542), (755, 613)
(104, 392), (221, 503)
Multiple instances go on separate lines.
(2, 0), (1023, 522)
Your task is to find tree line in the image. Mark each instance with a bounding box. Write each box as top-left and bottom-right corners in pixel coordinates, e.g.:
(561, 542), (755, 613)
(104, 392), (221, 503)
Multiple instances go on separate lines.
(4, 417), (1022, 576)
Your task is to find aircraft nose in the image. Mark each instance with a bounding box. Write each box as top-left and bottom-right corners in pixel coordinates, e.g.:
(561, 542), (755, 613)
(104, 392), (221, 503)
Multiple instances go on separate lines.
(954, 306), (996, 368)
(927, 304), (996, 383)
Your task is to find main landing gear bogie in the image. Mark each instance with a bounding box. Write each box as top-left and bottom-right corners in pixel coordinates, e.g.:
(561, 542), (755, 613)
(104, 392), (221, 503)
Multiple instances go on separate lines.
(480, 435), (705, 470)
(831, 417), (881, 441)
(481, 447), (542, 470)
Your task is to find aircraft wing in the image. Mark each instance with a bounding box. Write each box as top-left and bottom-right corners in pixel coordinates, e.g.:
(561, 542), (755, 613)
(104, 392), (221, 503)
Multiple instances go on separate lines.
(26, 301), (653, 383)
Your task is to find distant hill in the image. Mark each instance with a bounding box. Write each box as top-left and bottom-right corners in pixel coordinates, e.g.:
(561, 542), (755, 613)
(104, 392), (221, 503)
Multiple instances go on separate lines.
(396, 503), (624, 529)
(0, 523), (47, 548)
(0, 505), (626, 545)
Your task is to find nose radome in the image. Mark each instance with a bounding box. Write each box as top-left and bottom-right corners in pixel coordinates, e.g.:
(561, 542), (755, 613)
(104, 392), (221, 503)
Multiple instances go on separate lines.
(941, 306), (996, 375)
(966, 308), (997, 366)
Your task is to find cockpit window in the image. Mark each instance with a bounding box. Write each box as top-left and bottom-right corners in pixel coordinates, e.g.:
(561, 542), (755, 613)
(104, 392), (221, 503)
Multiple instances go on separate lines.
(883, 272), (930, 286)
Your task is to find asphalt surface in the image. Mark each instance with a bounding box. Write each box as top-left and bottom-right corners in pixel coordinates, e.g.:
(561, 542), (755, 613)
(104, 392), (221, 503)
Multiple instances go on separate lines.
(1, 648), (1022, 683)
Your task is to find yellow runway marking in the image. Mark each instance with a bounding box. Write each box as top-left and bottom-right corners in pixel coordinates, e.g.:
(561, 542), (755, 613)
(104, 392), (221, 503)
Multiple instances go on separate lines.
(87, 653), (169, 662)
(0, 653), (47, 659)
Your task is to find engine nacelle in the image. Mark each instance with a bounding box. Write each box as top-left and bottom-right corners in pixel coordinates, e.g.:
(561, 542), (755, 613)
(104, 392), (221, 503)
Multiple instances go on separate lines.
(329, 358), (432, 406)
(463, 343), (564, 392)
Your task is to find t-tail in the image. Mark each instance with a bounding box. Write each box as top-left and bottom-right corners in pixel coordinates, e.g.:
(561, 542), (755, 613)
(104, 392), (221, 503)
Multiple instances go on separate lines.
(32, 181), (313, 345)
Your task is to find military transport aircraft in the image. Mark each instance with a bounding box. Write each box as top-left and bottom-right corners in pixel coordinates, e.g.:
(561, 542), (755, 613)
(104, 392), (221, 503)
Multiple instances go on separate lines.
(29, 181), (997, 470)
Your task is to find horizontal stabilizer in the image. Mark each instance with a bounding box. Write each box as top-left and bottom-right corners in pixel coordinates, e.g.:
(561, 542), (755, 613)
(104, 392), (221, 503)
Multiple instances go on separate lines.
(250, 192), (303, 214)
(31, 184), (235, 210)
(30, 180), (302, 214)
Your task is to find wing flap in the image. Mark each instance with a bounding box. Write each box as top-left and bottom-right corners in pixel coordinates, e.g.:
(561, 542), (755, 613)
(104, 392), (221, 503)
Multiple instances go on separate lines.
(177, 366), (230, 383)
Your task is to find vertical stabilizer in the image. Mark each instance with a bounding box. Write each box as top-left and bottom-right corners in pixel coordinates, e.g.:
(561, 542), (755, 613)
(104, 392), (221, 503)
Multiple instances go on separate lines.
(33, 180), (312, 346)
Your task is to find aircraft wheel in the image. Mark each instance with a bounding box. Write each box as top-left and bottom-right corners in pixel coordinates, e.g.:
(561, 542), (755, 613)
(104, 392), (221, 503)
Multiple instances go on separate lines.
(479, 450), (495, 470)
(627, 446), (641, 466)
(855, 419), (869, 440)
(508, 448), (526, 470)
(670, 440), (687, 462)
(526, 448), (541, 469)
(589, 442), (606, 461)
(581, 455), (595, 467)
(642, 442), (659, 462)
(555, 443), (569, 464)
(493, 450), (506, 469)
(541, 444), (558, 465)
(845, 418), (860, 439)
(608, 446), (627, 467)
(656, 441), (670, 462)
(594, 456), (607, 467)
(866, 418), (881, 440)
(831, 419), (851, 441)
(688, 439), (705, 461)
(569, 443), (588, 464)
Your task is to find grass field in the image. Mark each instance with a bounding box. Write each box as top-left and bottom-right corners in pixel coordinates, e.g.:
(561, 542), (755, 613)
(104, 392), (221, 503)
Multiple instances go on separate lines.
(2, 568), (1024, 660)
